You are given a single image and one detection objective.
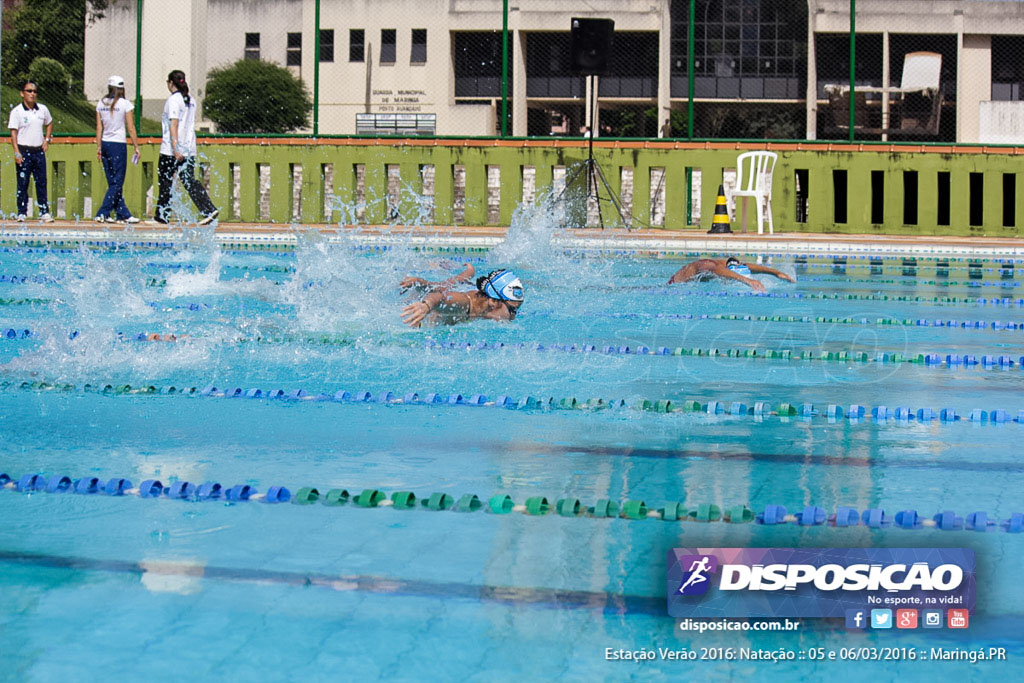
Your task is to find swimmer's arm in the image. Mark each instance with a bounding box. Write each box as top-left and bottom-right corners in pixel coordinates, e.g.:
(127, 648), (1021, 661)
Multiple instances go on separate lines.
(667, 263), (696, 284)
(747, 263), (796, 282)
(401, 290), (471, 327)
(400, 263), (475, 293)
(713, 264), (766, 292)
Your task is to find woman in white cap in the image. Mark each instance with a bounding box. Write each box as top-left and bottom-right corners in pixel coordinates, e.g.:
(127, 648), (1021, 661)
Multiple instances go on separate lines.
(94, 75), (141, 223)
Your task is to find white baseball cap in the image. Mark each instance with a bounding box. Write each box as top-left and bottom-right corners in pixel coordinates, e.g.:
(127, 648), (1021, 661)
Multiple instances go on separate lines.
(108, 75), (125, 88)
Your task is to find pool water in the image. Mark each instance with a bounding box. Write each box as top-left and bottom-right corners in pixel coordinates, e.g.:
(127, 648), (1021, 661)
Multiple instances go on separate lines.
(1, 226), (1022, 680)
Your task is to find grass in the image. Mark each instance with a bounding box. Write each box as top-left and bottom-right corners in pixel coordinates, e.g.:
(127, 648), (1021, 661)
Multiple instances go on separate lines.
(1, 85), (161, 136)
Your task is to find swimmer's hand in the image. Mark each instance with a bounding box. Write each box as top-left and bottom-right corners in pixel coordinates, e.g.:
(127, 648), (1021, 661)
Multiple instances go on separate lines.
(399, 276), (429, 292)
(401, 301), (430, 327)
(780, 273), (796, 283)
(746, 279), (767, 293)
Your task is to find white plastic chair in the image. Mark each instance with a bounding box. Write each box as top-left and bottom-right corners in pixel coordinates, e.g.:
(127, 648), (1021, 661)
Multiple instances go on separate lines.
(732, 151), (777, 235)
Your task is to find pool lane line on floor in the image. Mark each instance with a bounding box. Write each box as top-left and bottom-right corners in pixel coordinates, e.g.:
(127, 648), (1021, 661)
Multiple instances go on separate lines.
(2, 474), (1021, 533)
(2, 379), (1023, 427)
(0, 549), (665, 615)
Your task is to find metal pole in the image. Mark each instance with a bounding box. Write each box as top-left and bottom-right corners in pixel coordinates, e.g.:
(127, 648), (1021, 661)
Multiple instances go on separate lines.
(849, 0), (855, 142)
(501, 0), (508, 137)
(687, 0), (694, 139)
(686, 0), (695, 224)
(313, 0), (321, 136)
(135, 0), (143, 129)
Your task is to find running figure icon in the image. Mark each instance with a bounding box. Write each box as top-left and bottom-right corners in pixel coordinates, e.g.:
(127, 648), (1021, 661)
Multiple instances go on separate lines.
(677, 556), (712, 594)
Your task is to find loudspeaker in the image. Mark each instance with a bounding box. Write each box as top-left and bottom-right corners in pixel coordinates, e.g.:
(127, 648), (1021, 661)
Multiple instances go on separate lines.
(571, 18), (614, 76)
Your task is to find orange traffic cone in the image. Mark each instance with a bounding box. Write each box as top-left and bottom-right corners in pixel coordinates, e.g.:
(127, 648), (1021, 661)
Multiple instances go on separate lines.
(707, 184), (732, 234)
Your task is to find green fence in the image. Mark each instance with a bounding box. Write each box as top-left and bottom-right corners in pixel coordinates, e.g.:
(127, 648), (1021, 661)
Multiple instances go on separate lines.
(4, 1), (1024, 143)
(4, 138), (1023, 237)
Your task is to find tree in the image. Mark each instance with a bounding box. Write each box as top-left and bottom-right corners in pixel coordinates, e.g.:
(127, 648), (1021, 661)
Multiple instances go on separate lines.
(2, 1), (110, 93)
(203, 60), (312, 134)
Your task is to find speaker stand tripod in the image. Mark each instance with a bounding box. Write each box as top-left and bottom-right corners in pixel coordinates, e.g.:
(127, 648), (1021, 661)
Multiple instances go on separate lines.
(560, 74), (629, 230)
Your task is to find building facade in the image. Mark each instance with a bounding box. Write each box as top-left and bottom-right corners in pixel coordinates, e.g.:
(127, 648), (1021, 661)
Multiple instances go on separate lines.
(82, 0), (1024, 142)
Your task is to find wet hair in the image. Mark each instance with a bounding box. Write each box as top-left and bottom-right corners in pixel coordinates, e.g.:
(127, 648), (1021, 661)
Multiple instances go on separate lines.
(726, 256), (740, 266)
(168, 70), (190, 106)
(476, 270), (502, 292)
(102, 85), (125, 113)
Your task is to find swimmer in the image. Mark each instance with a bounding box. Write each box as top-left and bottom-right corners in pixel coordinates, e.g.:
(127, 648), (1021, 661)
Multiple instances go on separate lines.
(667, 256), (795, 293)
(401, 267), (524, 327)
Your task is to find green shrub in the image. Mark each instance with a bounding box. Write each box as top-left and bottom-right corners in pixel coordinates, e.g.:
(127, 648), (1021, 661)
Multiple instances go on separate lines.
(204, 59), (312, 134)
(27, 57), (72, 100)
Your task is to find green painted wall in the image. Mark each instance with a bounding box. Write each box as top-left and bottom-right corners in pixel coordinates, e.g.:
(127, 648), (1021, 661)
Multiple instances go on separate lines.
(2, 141), (1021, 237)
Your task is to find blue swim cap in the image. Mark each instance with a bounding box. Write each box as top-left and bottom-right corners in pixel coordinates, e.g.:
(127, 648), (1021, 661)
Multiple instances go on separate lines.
(481, 270), (524, 302)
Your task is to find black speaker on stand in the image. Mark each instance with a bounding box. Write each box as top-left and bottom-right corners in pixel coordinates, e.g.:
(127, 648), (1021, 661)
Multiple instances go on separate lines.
(563, 18), (628, 229)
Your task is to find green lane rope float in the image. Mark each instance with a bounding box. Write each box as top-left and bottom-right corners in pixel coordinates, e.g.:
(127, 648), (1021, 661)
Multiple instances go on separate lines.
(3, 378), (1024, 427)
(2, 472), (1020, 534)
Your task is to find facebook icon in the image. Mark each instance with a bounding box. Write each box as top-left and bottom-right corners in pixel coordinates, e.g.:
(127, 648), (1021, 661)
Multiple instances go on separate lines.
(845, 609), (867, 630)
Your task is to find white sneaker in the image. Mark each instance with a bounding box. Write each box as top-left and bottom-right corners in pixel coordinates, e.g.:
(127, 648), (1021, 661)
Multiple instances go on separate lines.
(16, 214), (27, 222)
(121, 216), (140, 224)
(40, 213), (54, 223)
(94, 216), (107, 223)
(198, 208), (220, 226)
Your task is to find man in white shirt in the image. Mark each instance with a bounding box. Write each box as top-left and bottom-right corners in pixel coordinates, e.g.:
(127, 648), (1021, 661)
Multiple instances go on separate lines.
(7, 81), (54, 222)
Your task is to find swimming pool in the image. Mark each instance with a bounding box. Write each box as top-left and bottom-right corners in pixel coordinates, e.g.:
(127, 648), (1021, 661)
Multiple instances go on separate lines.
(1, 223), (1022, 680)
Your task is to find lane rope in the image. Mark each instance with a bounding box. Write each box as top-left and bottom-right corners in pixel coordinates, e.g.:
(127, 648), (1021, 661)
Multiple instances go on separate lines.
(3, 379), (1023, 427)
(1, 472), (1019, 533)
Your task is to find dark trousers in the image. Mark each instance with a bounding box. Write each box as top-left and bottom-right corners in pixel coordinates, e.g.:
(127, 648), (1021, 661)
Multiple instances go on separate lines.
(98, 141), (131, 219)
(16, 146), (48, 215)
(156, 154), (216, 221)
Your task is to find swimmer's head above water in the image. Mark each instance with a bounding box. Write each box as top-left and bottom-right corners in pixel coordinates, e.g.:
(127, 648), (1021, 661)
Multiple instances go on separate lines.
(477, 269), (525, 302)
(725, 257), (751, 276)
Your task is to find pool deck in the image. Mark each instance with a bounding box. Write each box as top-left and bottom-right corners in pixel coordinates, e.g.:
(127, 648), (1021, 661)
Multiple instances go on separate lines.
(3, 220), (1024, 258)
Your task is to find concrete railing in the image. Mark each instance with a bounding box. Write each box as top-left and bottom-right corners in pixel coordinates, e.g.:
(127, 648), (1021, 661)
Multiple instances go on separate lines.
(2, 137), (1023, 237)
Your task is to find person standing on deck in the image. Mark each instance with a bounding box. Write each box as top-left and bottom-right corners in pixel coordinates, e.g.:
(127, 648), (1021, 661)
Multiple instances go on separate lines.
(154, 70), (219, 225)
(94, 75), (142, 224)
(8, 81), (54, 222)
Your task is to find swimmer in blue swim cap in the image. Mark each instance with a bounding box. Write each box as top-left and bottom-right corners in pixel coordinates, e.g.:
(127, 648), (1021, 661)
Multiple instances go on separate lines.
(668, 256), (795, 292)
(401, 264), (524, 327)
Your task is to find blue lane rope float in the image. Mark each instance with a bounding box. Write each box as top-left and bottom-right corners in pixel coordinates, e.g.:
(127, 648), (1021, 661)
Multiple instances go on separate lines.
(648, 288), (1024, 307)
(1, 472), (1020, 534)
(3, 378), (1024, 428)
(526, 310), (1024, 333)
(423, 340), (1024, 370)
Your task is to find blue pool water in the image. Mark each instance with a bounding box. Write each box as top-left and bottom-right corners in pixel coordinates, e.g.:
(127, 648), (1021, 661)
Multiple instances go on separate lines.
(1, 225), (1022, 680)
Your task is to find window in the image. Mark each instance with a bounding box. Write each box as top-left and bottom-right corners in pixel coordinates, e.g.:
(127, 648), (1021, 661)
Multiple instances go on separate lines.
(287, 32), (302, 67)
(245, 32), (260, 60)
(381, 28), (396, 63)
(319, 29), (335, 63)
(411, 29), (427, 63)
(349, 29), (364, 62)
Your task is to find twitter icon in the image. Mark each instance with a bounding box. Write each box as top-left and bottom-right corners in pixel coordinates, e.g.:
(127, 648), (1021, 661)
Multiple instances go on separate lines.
(871, 609), (893, 629)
